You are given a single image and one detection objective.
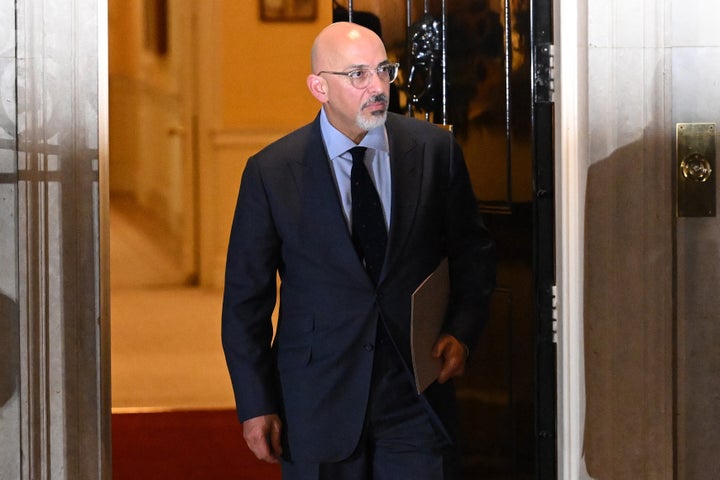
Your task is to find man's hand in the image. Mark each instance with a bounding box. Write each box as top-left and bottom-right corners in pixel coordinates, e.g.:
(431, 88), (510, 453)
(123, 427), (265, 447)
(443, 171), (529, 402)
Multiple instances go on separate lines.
(431, 334), (468, 384)
(242, 414), (283, 463)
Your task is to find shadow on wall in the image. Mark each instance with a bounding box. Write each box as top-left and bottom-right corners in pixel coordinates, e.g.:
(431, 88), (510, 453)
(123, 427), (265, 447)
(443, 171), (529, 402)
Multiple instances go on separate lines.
(583, 127), (673, 478)
(0, 293), (19, 406)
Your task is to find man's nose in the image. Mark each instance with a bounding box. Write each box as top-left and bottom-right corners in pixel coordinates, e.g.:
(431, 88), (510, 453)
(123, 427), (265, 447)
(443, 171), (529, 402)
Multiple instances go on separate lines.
(367, 69), (386, 92)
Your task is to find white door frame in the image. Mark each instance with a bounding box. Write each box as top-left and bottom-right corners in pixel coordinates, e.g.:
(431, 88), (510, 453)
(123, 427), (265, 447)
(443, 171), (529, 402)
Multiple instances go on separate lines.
(555, 0), (592, 478)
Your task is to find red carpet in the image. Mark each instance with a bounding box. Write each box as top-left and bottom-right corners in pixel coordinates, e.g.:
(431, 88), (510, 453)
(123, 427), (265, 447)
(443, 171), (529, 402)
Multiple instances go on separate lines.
(112, 409), (282, 480)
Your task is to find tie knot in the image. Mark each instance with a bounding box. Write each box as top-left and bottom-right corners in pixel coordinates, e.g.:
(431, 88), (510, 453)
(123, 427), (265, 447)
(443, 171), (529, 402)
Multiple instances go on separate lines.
(349, 146), (367, 165)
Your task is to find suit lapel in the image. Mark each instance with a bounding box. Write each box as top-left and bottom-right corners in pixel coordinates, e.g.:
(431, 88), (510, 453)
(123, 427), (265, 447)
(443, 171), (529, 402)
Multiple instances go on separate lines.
(291, 118), (367, 280)
(290, 114), (425, 286)
(382, 114), (423, 282)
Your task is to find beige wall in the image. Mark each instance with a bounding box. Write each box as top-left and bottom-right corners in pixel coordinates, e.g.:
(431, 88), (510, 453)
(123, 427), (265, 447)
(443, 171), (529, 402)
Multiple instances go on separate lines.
(220, 2), (330, 129)
(108, 1), (334, 287)
(201, 2), (333, 287)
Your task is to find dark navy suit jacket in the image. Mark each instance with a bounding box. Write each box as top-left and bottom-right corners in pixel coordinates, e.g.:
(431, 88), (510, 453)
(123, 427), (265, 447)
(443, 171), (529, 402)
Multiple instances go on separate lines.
(221, 111), (495, 463)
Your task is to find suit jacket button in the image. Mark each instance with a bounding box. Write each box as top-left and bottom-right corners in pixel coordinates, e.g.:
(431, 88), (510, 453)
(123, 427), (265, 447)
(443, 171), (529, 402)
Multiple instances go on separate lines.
(363, 344), (374, 352)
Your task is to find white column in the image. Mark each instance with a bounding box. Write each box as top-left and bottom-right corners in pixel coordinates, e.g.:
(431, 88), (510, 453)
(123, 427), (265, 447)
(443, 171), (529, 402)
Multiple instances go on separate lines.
(1, 1), (110, 478)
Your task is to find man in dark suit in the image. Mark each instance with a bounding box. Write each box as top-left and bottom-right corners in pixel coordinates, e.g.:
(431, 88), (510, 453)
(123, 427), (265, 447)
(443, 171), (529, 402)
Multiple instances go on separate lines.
(222, 22), (495, 480)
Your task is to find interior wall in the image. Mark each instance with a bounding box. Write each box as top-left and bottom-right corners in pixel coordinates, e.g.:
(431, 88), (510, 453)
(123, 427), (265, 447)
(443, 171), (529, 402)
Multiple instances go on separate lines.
(109, 0), (194, 245)
(200, 1), (333, 287)
(108, 0), (142, 194)
(219, 3), (326, 129)
(108, 1), (334, 287)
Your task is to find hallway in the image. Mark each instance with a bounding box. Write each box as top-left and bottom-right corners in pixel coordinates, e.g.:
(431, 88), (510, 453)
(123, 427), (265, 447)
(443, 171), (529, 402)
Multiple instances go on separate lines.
(109, 199), (281, 478)
(110, 198), (234, 411)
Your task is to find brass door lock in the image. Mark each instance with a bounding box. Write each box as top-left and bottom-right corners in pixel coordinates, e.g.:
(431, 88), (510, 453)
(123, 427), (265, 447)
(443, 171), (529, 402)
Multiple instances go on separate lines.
(680, 153), (712, 182)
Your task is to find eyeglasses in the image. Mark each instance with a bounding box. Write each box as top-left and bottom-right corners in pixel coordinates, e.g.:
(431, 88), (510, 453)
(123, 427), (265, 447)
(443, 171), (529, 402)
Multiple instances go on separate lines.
(316, 63), (400, 89)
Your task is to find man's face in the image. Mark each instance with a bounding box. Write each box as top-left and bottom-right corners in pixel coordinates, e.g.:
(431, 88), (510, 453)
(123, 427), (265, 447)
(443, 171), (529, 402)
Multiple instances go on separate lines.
(319, 34), (391, 141)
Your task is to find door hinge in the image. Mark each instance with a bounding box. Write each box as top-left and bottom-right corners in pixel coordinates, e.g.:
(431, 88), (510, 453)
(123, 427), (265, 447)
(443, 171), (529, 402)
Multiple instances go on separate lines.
(535, 43), (555, 104)
(551, 284), (558, 344)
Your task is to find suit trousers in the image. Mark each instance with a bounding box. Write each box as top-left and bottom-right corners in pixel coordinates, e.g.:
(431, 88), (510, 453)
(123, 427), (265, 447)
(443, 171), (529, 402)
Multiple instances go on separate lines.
(281, 322), (459, 480)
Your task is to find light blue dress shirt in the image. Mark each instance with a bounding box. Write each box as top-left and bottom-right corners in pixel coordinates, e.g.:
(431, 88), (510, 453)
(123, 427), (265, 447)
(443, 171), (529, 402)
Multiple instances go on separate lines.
(319, 107), (392, 232)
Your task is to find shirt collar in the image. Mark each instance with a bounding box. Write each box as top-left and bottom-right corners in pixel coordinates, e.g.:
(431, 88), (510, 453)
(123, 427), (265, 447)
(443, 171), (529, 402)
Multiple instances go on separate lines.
(319, 107), (389, 159)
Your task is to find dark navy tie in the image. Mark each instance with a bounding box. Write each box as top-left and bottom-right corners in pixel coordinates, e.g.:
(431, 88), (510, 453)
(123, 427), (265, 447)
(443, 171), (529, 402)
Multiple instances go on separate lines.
(349, 146), (387, 284)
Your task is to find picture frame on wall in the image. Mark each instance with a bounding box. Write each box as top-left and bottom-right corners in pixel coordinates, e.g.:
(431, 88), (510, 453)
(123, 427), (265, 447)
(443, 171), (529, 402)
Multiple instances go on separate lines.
(260, 0), (318, 22)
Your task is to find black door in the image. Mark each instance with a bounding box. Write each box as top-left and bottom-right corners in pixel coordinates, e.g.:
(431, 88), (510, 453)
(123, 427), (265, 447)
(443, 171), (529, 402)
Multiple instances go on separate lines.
(335, 1), (556, 477)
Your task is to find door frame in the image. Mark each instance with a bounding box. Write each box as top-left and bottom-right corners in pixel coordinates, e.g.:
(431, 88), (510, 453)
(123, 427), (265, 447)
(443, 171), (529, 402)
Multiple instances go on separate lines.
(554, 0), (592, 478)
(97, 0), (586, 477)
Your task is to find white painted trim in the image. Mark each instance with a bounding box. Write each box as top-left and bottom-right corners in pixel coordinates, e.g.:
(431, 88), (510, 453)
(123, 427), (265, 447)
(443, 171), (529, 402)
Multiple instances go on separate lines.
(555, 0), (594, 478)
(211, 128), (288, 149)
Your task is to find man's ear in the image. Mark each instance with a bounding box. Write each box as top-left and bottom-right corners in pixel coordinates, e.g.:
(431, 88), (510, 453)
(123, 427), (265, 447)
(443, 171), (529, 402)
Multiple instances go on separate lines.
(307, 74), (328, 102)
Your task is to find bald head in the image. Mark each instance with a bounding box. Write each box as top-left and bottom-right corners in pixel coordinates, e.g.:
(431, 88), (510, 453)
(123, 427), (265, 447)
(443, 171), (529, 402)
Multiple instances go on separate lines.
(306, 22), (391, 143)
(311, 22), (386, 73)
